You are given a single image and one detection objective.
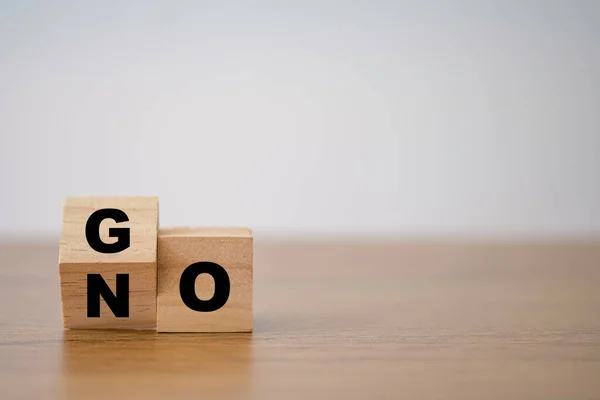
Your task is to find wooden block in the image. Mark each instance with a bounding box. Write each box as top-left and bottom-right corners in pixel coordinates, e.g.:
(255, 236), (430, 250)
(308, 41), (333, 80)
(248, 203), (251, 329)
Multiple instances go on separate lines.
(59, 197), (158, 329)
(157, 227), (253, 332)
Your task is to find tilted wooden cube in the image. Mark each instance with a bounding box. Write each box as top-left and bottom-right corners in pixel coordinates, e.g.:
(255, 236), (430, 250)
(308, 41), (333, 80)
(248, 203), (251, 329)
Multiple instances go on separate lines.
(157, 228), (253, 332)
(59, 197), (158, 329)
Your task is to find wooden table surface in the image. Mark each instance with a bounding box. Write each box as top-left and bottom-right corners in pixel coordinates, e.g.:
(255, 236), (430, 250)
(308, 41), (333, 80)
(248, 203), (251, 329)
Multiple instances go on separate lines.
(1, 239), (599, 399)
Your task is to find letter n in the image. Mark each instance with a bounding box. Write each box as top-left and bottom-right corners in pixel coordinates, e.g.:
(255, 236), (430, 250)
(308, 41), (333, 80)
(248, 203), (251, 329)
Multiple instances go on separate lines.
(87, 274), (130, 318)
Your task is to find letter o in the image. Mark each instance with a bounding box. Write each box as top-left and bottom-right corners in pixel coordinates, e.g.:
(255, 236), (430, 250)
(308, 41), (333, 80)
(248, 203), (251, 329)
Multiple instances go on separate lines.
(179, 261), (230, 312)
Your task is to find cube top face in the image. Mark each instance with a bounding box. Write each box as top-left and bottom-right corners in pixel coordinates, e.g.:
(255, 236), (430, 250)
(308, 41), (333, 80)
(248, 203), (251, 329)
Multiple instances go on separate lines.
(59, 197), (158, 264)
(157, 227), (253, 332)
(159, 227), (252, 238)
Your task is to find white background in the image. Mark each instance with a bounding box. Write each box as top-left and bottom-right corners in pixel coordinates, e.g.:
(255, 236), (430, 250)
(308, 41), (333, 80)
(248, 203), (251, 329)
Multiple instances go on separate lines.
(1, 1), (599, 237)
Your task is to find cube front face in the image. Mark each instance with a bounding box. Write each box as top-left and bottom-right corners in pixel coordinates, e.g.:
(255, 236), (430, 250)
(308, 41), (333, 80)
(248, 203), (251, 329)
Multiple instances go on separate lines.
(59, 197), (158, 329)
(157, 228), (253, 332)
(59, 197), (158, 265)
(60, 262), (157, 329)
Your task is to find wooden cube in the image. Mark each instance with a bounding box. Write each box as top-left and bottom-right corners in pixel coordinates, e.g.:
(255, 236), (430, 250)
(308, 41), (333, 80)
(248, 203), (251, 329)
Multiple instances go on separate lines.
(157, 228), (253, 332)
(59, 197), (158, 329)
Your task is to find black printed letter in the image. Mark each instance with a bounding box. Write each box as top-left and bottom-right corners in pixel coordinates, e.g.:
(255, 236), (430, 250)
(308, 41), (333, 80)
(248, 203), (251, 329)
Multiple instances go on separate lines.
(85, 208), (130, 253)
(87, 274), (129, 317)
(179, 262), (230, 312)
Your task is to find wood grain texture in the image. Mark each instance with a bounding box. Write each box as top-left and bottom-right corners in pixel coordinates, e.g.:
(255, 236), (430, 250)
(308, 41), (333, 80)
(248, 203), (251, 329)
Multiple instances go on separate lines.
(60, 262), (157, 329)
(157, 228), (253, 332)
(1, 239), (600, 399)
(59, 197), (158, 329)
(59, 197), (158, 264)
